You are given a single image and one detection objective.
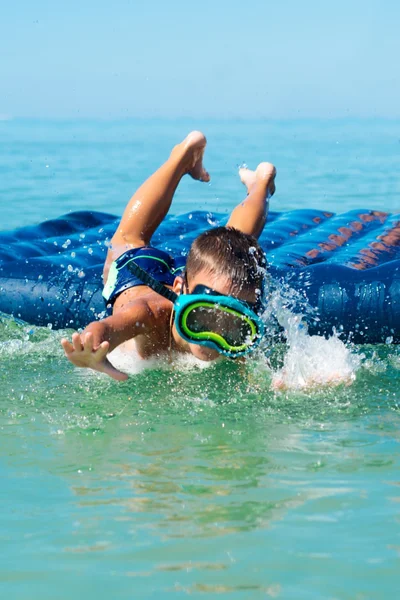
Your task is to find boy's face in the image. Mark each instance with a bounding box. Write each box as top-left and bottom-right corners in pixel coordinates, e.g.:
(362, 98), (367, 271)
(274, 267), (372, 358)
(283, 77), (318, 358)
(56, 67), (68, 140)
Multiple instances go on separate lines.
(171, 269), (258, 361)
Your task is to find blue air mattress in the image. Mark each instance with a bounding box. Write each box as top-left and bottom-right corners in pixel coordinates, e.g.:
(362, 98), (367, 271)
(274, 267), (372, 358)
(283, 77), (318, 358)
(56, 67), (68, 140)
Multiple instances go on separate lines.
(0, 209), (399, 343)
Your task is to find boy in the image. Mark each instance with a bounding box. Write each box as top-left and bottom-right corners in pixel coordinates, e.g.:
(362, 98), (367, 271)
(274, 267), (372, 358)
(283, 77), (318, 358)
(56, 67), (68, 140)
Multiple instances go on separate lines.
(61, 131), (276, 380)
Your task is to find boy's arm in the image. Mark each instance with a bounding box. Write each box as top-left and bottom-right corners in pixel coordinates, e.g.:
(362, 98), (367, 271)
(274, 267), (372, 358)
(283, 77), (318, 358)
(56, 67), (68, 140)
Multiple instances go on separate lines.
(61, 302), (152, 381)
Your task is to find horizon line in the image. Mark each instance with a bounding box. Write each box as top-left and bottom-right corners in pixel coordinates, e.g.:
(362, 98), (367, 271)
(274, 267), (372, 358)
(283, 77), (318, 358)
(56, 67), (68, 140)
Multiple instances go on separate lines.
(2, 115), (400, 122)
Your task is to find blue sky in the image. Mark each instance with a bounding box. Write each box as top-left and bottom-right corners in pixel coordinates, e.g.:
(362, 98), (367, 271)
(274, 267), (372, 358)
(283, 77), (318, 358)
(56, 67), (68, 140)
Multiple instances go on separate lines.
(1, 0), (399, 118)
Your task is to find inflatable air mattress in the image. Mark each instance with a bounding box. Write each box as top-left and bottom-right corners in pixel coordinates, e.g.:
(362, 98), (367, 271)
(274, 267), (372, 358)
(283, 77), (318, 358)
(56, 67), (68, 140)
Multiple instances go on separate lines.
(0, 209), (399, 343)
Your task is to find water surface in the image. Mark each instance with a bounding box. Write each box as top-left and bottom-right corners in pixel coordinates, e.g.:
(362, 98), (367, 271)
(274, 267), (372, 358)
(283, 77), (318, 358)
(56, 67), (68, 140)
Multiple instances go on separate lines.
(1, 119), (400, 599)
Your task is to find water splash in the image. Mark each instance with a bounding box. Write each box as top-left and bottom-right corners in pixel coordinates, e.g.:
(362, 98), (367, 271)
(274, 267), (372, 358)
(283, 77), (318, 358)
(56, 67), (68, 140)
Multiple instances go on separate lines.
(108, 342), (215, 376)
(0, 300), (372, 396)
(262, 286), (363, 391)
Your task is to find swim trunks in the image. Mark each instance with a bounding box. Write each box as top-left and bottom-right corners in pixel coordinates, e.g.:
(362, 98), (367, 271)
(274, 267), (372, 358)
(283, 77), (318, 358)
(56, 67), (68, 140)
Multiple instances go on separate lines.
(102, 246), (185, 306)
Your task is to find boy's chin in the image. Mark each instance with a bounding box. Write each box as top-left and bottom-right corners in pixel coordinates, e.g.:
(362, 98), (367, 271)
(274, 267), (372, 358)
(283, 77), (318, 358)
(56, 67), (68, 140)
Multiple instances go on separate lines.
(189, 344), (220, 362)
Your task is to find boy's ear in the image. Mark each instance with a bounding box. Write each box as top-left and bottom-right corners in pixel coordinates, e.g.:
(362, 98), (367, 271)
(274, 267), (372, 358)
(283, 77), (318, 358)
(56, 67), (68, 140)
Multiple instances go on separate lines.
(172, 276), (184, 294)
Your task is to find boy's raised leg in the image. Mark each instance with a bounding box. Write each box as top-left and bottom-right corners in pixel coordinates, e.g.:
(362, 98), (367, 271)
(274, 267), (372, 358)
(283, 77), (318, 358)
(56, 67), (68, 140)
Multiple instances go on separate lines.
(104, 131), (209, 279)
(226, 163), (276, 239)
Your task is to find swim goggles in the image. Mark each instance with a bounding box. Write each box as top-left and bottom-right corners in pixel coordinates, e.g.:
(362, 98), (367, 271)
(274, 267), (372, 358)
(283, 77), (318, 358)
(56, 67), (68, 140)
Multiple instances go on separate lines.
(126, 260), (265, 358)
(174, 283), (265, 357)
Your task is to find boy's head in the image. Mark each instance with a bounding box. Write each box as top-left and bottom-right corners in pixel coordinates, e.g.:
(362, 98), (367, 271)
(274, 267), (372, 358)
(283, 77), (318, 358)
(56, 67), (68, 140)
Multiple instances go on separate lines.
(172, 227), (267, 361)
(185, 226), (266, 298)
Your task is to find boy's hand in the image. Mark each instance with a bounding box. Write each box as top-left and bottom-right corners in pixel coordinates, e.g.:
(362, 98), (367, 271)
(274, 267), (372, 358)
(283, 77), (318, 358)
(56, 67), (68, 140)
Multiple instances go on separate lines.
(61, 332), (128, 381)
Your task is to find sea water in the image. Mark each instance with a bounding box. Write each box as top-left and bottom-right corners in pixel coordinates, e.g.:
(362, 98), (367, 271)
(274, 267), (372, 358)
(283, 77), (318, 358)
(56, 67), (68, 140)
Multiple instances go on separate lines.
(1, 118), (400, 599)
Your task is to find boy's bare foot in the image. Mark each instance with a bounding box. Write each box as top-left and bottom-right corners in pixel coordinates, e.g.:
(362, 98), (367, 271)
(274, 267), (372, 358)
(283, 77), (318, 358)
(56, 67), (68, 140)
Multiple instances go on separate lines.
(173, 131), (210, 182)
(239, 162), (276, 197)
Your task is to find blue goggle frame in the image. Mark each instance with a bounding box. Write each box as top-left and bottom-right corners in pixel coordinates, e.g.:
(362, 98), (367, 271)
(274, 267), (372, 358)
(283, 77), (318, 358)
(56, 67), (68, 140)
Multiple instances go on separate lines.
(174, 284), (265, 358)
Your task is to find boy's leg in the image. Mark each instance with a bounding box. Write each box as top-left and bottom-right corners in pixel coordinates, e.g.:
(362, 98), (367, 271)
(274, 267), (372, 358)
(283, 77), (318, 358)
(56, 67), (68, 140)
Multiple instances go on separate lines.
(104, 131), (209, 279)
(226, 163), (276, 239)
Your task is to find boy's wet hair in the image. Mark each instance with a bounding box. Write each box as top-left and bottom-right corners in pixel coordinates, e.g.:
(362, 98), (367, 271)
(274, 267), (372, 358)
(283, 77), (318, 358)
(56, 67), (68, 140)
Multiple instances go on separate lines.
(186, 226), (267, 294)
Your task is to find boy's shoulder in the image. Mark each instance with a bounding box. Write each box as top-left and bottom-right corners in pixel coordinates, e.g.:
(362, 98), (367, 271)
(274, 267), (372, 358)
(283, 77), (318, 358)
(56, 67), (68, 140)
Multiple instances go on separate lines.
(111, 289), (173, 355)
(112, 287), (173, 322)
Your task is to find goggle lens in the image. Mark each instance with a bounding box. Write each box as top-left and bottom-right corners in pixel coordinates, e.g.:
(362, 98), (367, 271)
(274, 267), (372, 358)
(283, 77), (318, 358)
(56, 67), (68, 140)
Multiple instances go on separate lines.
(183, 302), (258, 349)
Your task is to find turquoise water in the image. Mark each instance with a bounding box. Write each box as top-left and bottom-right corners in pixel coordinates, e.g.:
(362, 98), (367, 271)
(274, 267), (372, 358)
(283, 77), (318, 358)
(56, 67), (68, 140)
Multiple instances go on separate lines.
(1, 119), (400, 599)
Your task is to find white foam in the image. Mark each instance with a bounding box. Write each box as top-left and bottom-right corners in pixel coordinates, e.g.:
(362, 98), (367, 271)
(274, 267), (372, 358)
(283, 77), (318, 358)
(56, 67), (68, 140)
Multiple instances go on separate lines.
(269, 302), (362, 391)
(108, 344), (215, 376)
(108, 345), (162, 375)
